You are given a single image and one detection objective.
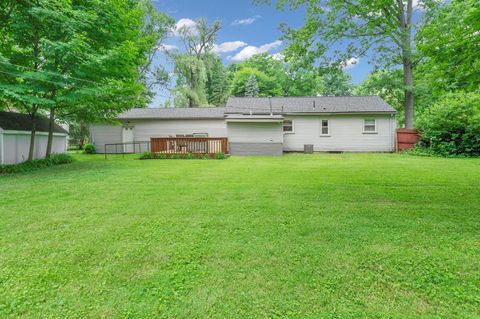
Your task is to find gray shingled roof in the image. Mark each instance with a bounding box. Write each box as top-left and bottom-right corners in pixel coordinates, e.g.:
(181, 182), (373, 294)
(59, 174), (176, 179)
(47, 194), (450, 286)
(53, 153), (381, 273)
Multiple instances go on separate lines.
(226, 96), (396, 114)
(0, 111), (68, 134)
(116, 96), (395, 120)
(117, 107), (226, 120)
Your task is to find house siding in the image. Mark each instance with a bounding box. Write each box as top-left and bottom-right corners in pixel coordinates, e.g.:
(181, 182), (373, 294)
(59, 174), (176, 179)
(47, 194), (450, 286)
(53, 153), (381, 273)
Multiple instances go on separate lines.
(90, 119), (227, 153)
(131, 119), (227, 141)
(90, 125), (123, 153)
(227, 122), (283, 156)
(282, 114), (396, 152)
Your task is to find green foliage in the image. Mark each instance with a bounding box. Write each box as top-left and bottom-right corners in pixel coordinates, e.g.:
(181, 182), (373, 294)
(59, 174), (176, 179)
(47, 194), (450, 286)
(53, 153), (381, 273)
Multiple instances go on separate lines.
(205, 54), (230, 105)
(416, 0), (480, 94)
(229, 53), (324, 97)
(320, 67), (353, 96)
(0, 153), (73, 175)
(215, 152), (227, 160)
(417, 92), (480, 156)
(173, 19), (224, 107)
(173, 54), (208, 107)
(83, 144), (96, 154)
(230, 67), (282, 97)
(244, 74), (259, 97)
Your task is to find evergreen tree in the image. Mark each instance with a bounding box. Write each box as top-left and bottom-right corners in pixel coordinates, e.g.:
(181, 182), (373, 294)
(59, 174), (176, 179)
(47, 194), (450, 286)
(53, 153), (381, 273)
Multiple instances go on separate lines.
(245, 74), (259, 97)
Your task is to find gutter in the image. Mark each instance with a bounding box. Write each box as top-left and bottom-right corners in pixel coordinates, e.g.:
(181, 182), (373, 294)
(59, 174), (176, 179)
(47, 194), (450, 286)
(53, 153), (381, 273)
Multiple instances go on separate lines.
(2, 130), (68, 136)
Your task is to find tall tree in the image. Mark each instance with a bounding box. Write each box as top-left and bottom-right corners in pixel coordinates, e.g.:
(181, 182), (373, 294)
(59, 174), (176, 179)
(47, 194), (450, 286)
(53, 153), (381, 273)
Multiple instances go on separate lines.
(173, 18), (223, 107)
(245, 74), (260, 97)
(262, 0), (437, 128)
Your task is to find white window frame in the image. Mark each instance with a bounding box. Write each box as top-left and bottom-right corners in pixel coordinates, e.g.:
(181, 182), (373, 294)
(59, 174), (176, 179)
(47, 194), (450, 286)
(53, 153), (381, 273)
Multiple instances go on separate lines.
(363, 119), (377, 134)
(283, 119), (294, 134)
(320, 119), (330, 136)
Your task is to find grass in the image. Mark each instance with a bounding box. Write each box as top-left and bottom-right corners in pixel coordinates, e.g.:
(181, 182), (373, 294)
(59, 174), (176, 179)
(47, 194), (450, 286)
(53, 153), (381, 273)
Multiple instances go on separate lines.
(0, 153), (479, 318)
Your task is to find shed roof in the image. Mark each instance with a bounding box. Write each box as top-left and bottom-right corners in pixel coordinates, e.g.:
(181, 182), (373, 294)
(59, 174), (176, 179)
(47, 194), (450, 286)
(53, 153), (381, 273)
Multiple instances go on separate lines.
(0, 111), (68, 134)
(118, 107), (226, 120)
(226, 96), (396, 114)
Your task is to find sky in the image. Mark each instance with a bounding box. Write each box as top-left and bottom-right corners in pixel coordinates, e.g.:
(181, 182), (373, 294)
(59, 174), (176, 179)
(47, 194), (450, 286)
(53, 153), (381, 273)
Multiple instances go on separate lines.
(150, 0), (374, 107)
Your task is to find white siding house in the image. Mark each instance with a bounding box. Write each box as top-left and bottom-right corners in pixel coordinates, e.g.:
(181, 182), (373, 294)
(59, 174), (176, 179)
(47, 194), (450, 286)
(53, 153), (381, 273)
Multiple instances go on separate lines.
(282, 114), (396, 152)
(0, 111), (68, 164)
(89, 96), (396, 156)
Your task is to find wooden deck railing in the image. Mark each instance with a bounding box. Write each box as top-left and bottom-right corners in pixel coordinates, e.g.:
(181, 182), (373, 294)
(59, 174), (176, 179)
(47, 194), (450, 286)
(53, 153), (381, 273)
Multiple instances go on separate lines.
(150, 137), (228, 154)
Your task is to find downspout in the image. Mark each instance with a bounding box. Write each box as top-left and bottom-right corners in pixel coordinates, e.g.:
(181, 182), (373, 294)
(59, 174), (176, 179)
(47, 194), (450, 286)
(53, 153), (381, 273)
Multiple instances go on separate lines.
(390, 113), (395, 152)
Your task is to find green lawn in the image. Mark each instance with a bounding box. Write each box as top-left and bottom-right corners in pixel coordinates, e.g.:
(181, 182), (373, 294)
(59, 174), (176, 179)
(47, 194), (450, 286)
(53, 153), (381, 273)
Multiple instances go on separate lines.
(1, 153), (479, 318)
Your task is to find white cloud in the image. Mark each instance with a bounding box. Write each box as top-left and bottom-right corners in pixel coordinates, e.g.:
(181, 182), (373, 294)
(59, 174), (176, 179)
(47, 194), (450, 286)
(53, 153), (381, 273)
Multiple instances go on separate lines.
(231, 40), (283, 62)
(158, 44), (178, 52)
(231, 15), (261, 26)
(174, 18), (197, 36)
(212, 41), (248, 54)
(343, 57), (360, 69)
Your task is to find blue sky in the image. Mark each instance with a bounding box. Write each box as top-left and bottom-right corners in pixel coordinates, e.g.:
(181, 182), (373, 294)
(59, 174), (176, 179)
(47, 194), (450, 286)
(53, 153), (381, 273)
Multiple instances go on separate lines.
(151, 0), (374, 106)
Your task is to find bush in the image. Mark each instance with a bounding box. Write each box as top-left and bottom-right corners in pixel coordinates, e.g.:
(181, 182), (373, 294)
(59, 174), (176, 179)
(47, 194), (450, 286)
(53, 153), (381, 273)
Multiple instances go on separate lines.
(0, 153), (74, 175)
(215, 152), (227, 160)
(83, 143), (96, 154)
(417, 92), (480, 156)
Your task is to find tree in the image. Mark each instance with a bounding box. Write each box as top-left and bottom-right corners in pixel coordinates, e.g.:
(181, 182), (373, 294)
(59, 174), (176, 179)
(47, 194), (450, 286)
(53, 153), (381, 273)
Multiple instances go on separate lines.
(178, 19), (222, 57)
(263, 0), (438, 128)
(320, 68), (354, 96)
(245, 74), (259, 97)
(173, 18), (224, 107)
(416, 0), (480, 95)
(205, 54), (230, 105)
(0, 0), (167, 158)
(230, 53), (323, 96)
(136, 0), (175, 104)
(173, 54), (208, 107)
(230, 67), (283, 97)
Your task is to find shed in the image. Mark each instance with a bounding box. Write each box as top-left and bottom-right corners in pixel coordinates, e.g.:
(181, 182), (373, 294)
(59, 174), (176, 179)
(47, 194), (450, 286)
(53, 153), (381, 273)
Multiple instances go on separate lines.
(0, 111), (68, 164)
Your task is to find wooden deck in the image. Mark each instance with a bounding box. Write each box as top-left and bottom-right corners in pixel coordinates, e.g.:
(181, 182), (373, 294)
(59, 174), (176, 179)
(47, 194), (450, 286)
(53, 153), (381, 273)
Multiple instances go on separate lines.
(150, 137), (228, 155)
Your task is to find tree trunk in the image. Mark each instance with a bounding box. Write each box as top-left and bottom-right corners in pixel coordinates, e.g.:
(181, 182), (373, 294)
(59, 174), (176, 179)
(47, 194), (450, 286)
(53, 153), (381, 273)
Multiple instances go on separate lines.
(400, 0), (415, 129)
(79, 122), (86, 150)
(28, 115), (37, 161)
(45, 108), (55, 158)
(403, 60), (414, 129)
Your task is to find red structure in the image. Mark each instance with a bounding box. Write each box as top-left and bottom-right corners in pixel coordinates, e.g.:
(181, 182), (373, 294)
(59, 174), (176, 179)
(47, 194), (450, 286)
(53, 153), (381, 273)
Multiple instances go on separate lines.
(396, 129), (420, 151)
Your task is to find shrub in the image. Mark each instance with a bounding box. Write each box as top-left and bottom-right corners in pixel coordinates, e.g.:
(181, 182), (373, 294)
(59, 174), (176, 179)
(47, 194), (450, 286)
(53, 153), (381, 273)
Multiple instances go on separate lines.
(0, 153), (74, 175)
(417, 92), (480, 156)
(83, 143), (96, 154)
(215, 152), (227, 160)
(185, 152), (195, 159)
(139, 151), (155, 159)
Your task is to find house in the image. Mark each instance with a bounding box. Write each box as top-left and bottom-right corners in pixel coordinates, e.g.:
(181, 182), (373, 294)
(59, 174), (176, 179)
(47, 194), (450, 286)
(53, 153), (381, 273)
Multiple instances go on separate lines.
(90, 96), (396, 156)
(0, 111), (69, 164)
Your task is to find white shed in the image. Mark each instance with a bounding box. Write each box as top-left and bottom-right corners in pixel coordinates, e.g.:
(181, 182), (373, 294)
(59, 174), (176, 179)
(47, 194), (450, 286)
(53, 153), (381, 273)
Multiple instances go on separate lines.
(0, 111), (69, 164)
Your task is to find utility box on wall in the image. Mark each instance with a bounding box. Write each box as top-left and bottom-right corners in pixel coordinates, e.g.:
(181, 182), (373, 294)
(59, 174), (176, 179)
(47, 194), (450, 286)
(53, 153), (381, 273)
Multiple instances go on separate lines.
(396, 129), (420, 151)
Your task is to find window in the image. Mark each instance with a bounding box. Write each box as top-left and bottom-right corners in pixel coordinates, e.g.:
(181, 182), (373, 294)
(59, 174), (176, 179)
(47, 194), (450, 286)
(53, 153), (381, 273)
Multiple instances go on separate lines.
(283, 120), (294, 133)
(363, 119), (377, 133)
(320, 120), (329, 135)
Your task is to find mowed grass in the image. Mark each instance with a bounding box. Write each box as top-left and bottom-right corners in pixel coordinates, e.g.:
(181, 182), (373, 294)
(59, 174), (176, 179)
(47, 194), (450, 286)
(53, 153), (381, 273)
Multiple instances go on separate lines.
(0, 153), (479, 318)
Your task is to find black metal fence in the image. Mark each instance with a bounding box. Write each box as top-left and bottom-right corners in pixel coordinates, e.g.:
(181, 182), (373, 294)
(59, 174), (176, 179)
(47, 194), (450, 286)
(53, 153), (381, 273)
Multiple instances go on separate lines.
(104, 141), (150, 159)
